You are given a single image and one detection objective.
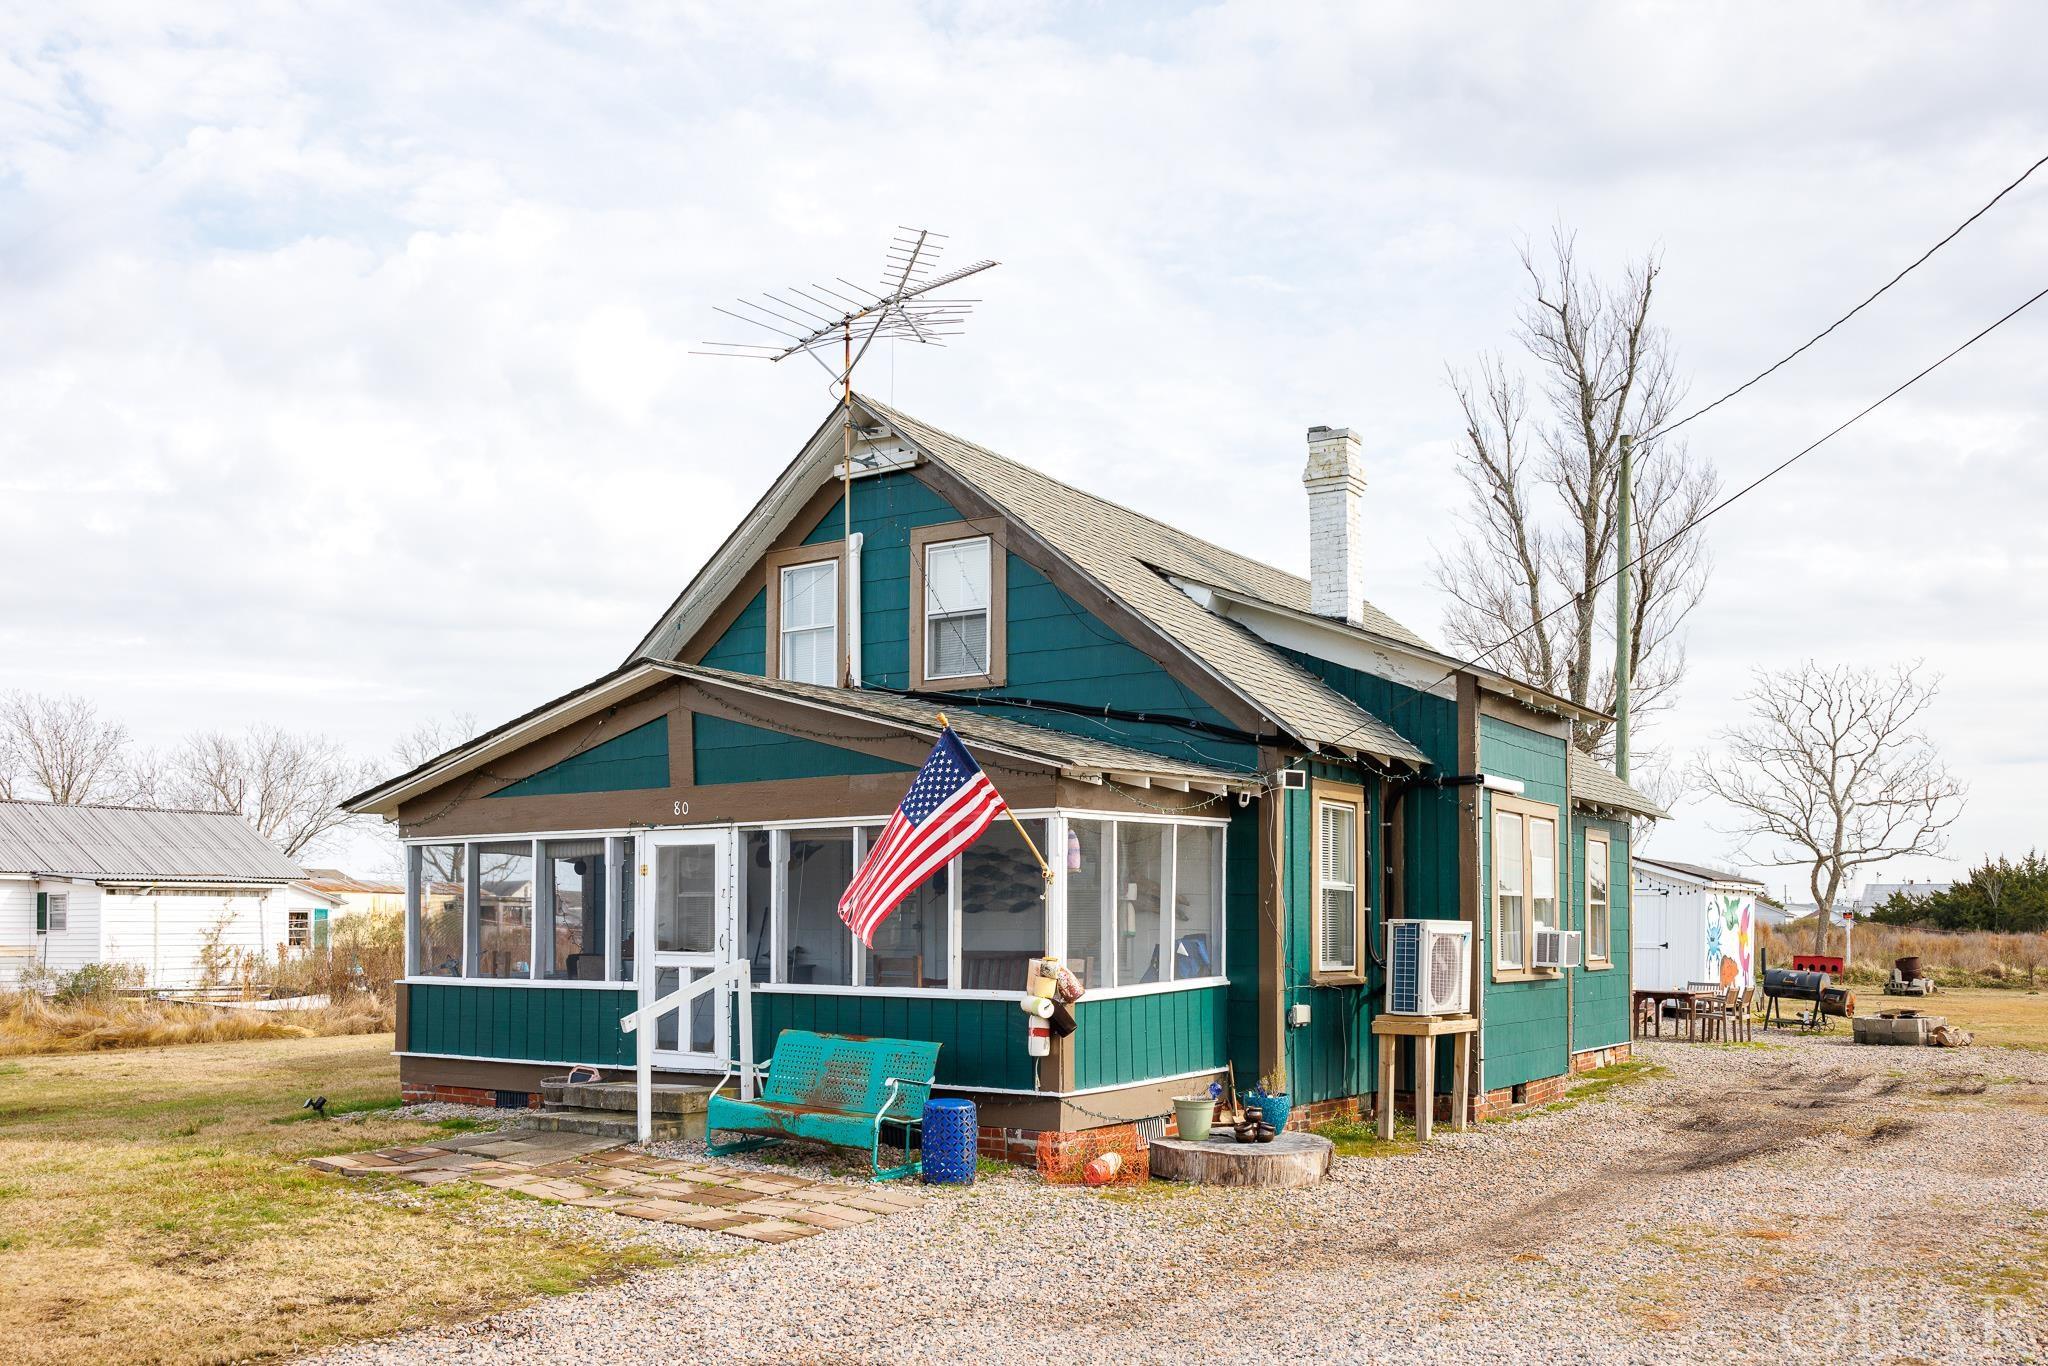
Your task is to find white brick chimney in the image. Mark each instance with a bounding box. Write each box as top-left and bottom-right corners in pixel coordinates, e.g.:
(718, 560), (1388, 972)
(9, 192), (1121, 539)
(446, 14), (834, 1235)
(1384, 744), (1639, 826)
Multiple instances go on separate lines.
(1303, 424), (1368, 624)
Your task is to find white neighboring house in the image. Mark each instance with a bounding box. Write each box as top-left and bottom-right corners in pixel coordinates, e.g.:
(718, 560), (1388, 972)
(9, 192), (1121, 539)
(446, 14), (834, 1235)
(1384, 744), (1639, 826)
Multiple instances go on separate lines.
(1632, 856), (1769, 992)
(0, 799), (338, 990)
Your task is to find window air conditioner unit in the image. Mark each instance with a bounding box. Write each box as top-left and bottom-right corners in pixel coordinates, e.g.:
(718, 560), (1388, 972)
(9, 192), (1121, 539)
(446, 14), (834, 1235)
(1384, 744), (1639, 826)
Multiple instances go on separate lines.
(1384, 919), (1472, 1016)
(1533, 926), (1581, 970)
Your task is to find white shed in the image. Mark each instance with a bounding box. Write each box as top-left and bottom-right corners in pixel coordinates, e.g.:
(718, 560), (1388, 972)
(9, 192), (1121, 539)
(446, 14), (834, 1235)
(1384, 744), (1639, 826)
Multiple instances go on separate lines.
(0, 800), (317, 990)
(1630, 856), (1766, 993)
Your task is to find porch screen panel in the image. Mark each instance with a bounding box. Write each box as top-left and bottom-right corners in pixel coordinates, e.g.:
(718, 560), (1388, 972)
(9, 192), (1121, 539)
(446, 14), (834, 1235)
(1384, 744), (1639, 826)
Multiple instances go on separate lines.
(1114, 822), (1166, 986)
(1064, 819), (1108, 989)
(656, 844), (717, 954)
(742, 830), (774, 984)
(960, 818), (1047, 991)
(476, 843), (534, 978)
(613, 836), (637, 983)
(412, 844), (464, 977)
(785, 827), (855, 985)
(541, 838), (606, 981)
(864, 853), (949, 988)
(1174, 824), (1223, 980)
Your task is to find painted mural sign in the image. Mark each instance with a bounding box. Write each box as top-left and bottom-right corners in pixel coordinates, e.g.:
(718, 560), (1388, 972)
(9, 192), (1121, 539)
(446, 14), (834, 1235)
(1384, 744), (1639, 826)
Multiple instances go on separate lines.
(1705, 891), (1756, 989)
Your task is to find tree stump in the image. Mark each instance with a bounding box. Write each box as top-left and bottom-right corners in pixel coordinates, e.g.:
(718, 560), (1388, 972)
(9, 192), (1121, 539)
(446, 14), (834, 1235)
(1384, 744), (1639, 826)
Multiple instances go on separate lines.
(1147, 1132), (1334, 1188)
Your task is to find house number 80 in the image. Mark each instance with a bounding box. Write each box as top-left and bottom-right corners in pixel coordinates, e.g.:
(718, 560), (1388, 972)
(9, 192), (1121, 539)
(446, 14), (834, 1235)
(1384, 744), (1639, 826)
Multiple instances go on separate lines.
(673, 800), (690, 817)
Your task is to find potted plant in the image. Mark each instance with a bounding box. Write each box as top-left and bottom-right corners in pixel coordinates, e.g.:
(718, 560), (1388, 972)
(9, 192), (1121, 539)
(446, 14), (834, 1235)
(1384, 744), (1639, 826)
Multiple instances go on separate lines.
(1243, 1075), (1291, 1134)
(1172, 1093), (1214, 1141)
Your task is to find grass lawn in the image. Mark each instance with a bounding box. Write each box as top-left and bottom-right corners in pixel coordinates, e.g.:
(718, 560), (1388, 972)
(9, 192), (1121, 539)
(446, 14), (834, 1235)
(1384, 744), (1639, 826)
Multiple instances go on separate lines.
(0, 1033), (673, 1363)
(1876, 986), (2048, 1050)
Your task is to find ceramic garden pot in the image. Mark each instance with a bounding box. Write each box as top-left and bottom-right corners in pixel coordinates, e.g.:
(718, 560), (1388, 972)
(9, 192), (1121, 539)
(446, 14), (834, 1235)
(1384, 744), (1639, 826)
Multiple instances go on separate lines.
(1172, 1096), (1214, 1142)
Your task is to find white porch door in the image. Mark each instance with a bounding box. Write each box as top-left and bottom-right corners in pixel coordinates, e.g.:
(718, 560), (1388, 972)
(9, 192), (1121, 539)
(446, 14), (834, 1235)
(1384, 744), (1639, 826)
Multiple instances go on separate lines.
(643, 828), (735, 1072)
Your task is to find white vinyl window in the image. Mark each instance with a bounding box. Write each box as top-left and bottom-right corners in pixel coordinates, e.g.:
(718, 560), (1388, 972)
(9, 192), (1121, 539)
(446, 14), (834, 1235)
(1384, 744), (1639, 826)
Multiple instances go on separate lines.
(1315, 795), (1362, 980)
(288, 909), (311, 948)
(46, 893), (69, 933)
(779, 560), (839, 686)
(1586, 831), (1612, 965)
(923, 537), (991, 679)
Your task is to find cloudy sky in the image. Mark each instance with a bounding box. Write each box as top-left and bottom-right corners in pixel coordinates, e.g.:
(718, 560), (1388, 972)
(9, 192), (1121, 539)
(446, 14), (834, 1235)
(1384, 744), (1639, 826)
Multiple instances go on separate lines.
(3, 2), (2042, 893)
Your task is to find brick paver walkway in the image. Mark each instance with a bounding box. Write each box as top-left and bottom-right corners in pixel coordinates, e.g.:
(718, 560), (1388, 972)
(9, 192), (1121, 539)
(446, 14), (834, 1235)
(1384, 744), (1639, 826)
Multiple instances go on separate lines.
(310, 1132), (920, 1243)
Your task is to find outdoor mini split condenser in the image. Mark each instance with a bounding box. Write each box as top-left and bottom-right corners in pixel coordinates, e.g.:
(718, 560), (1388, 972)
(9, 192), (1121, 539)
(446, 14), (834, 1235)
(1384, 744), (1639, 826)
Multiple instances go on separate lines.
(1384, 918), (1472, 1015)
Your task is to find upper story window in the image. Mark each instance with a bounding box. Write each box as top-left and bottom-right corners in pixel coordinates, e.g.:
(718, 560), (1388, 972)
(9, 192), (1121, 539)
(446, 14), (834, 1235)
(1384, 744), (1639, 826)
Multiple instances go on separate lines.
(1491, 794), (1558, 981)
(924, 537), (991, 679)
(911, 520), (1007, 690)
(777, 558), (839, 686)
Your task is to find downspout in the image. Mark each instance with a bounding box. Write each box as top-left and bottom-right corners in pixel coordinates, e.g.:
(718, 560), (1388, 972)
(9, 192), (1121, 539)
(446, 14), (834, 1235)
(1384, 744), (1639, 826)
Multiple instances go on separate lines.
(845, 531), (864, 687)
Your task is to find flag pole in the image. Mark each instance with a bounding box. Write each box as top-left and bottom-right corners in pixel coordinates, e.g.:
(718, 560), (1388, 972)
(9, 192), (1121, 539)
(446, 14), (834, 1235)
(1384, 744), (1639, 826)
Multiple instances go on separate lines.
(937, 712), (1053, 883)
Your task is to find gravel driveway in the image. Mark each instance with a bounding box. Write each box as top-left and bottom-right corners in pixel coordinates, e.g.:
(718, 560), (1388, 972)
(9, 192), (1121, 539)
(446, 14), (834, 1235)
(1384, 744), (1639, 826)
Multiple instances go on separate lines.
(314, 1034), (2048, 1364)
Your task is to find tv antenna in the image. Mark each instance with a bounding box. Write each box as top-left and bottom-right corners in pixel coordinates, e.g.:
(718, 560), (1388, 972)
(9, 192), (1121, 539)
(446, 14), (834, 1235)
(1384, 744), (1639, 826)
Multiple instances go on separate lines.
(696, 227), (999, 686)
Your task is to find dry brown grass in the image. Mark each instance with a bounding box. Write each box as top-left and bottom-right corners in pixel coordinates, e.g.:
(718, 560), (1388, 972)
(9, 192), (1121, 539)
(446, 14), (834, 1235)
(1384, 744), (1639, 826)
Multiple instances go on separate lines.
(1760, 922), (2048, 989)
(0, 1033), (673, 1363)
(0, 990), (393, 1057)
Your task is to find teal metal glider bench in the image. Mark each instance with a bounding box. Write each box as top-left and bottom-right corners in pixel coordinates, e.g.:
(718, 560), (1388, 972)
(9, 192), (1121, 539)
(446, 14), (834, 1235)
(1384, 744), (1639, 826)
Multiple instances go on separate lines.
(705, 1029), (942, 1181)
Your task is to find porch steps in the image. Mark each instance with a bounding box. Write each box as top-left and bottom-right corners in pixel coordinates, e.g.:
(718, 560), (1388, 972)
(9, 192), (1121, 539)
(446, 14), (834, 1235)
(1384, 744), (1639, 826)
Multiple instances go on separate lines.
(506, 1078), (717, 1143)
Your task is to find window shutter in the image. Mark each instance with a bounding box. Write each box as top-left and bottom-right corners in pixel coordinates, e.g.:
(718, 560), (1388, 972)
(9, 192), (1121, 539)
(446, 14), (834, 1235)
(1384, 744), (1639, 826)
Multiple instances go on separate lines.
(36, 891), (48, 934)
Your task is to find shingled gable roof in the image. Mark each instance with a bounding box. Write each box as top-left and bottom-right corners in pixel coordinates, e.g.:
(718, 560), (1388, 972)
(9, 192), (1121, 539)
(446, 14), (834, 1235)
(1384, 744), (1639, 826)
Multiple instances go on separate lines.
(630, 396), (1430, 767)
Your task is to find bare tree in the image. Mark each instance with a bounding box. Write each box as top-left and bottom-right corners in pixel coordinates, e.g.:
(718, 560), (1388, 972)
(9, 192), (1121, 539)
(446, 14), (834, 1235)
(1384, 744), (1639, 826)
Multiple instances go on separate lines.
(0, 691), (133, 804)
(392, 711), (481, 771)
(1434, 231), (1719, 757)
(1694, 661), (1966, 951)
(133, 726), (379, 860)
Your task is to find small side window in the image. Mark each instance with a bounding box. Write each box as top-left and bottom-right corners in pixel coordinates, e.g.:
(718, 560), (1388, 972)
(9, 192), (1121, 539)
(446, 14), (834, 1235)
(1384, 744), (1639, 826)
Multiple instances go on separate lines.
(1311, 783), (1366, 984)
(47, 893), (69, 934)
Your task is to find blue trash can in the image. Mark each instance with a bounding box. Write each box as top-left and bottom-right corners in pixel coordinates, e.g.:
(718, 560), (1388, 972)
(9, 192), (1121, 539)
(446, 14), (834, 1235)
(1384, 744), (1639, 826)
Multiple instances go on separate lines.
(921, 1097), (978, 1185)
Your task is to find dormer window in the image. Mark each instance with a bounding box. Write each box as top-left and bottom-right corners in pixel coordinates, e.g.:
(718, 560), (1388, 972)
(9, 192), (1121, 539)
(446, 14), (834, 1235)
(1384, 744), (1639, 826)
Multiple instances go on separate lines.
(911, 520), (1007, 691)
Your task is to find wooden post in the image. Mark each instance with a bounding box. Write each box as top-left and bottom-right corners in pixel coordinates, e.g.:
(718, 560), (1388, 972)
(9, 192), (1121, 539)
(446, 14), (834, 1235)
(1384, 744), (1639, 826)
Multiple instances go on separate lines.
(1450, 1034), (1470, 1132)
(1416, 1034), (1436, 1142)
(1377, 1033), (1397, 1141)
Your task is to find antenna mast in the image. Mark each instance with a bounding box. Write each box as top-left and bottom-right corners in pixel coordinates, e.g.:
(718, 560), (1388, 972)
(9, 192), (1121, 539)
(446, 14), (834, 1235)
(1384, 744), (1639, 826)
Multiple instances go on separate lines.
(697, 228), (999, 688)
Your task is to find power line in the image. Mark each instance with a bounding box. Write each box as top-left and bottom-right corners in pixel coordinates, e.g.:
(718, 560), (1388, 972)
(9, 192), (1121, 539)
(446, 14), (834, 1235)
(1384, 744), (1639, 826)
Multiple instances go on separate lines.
(1315, 280), (2048, 758)
(1643, 151), (2048, 443)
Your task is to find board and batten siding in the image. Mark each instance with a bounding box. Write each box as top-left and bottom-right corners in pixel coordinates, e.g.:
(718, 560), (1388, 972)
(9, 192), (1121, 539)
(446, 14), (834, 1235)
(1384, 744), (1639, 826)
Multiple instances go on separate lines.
(407, 982), (639, 1067)
(1570, 815), (1632, 1051)
(1478, 714), (1572, 1091)
(1072, 984), (1228, 1091)
(749, 990), (1037, 1092)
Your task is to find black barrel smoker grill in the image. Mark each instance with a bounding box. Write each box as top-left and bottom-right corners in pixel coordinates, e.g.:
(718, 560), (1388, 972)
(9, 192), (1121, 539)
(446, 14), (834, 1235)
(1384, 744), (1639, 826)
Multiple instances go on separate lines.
(1760, 968), (1854, 1030)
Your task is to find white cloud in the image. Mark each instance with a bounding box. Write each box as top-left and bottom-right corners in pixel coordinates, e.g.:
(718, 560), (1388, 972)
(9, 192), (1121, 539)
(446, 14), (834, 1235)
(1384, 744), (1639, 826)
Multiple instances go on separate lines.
(1, 1), (2042, 887)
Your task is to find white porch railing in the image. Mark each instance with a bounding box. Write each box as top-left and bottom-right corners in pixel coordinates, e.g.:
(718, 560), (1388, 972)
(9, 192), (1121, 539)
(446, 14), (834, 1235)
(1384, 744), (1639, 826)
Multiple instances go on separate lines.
(619, 960), (756, 1145)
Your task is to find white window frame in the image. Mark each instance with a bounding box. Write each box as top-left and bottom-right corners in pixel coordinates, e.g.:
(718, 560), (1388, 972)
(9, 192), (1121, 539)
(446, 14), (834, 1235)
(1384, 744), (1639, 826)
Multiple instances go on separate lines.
(1584, 829), (1613, 968)
(1058, 811), (1229, 998)
(777, 558), (839, 687)
(46, 892), (69, 934)
(922, 535), (992, 681)
(287, 908), (312, 949)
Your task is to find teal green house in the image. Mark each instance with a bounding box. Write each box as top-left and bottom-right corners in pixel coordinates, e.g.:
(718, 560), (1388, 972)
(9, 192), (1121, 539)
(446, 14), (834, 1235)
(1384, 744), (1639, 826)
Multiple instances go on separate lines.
(347, 398), (1663, 1146)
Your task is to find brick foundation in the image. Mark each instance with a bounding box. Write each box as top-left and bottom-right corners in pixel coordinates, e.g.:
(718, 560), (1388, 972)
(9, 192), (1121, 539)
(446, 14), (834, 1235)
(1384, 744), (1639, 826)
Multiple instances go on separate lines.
(401, 1083), (542, 1109)
(1569, 1041), (1633, 1074)
(1285, 1094), (1365, 1130)
(1469, 1073), (1569, 1121)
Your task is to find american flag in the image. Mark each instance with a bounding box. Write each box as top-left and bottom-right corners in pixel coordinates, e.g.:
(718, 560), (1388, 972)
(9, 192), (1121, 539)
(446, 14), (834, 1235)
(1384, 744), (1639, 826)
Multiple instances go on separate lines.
(838, 726), (1009, 947)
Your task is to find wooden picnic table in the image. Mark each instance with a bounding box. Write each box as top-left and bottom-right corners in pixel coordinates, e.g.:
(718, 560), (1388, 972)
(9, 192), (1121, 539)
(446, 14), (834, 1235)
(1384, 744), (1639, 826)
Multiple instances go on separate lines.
(1632, 986), (1722, 1041)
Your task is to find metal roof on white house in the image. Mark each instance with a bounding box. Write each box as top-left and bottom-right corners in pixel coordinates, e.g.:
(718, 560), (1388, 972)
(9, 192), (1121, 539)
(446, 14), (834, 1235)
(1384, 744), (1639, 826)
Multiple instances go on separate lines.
(0, 800), (306, 883)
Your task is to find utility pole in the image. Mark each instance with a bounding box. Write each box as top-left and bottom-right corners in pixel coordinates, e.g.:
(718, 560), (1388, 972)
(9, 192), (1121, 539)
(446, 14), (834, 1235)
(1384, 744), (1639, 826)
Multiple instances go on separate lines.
(1614, 433), (1633, 782)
